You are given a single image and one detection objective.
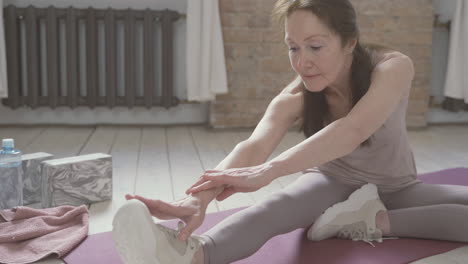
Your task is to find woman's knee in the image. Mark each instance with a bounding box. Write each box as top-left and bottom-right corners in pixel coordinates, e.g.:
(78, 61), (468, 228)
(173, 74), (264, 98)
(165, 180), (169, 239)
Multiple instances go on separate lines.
(257, 184), (353, 228)
(254, 191), (296, 217)
(444, 204), (468, 242)
(435, 185), (468, 205)
(383, 183), (468, 208)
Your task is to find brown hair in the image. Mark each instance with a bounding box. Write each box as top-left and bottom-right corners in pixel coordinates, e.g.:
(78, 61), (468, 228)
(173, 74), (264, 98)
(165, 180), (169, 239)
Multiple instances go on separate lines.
(273, 0), (387, 147)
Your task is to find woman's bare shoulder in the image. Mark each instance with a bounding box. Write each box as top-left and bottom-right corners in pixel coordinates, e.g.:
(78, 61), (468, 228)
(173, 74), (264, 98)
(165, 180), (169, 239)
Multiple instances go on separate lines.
(280, 76), (304, 96)
(364, 43), (411, 66)
(278, 82), (303, 111)
(374, 49), (411, 68)
(268, 77), (304, 119)
(369, 49), (414, 98)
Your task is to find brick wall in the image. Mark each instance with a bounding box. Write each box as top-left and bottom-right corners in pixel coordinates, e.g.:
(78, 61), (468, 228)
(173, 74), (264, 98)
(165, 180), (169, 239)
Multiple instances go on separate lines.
(211, 0), (433, 128)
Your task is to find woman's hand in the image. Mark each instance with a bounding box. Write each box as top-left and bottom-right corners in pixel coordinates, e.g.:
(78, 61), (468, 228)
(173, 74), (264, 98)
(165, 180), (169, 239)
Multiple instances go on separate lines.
(185, 163), (275, 201)
(125, 194), (207, 241)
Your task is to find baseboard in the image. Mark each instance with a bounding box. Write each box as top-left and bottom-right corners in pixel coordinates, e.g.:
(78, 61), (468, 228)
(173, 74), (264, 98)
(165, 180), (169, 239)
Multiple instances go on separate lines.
(427, 107), (468, 124)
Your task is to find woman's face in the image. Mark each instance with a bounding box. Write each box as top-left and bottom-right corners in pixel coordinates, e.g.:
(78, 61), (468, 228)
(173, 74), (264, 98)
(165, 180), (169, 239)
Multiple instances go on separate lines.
(285, 10), (355, 93)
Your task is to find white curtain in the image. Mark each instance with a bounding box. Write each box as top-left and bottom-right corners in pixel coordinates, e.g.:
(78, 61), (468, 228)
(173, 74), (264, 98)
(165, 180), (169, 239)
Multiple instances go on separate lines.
(0, 0), (8, 99)
(186, 0), (228, 101)
(443, 0), (468, 103)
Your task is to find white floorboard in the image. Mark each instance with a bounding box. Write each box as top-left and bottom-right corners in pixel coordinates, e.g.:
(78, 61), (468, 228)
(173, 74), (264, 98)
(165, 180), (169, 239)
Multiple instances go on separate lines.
(0, 126), (45, 151)
(79, 126), (116, 155)
(134, 127), (173, 202)
(22, 126), (94, 158)
(189, 126), (227, 213)
(166, 127), (218, 214)
(88, 127), (141, 235)
(206, 129), (256, 211)
(3, 124), (464, 264)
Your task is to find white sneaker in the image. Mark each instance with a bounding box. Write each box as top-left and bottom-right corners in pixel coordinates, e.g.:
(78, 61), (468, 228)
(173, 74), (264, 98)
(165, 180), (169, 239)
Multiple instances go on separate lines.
(307, 183), (397, 246)
(112, 199), (204, 264)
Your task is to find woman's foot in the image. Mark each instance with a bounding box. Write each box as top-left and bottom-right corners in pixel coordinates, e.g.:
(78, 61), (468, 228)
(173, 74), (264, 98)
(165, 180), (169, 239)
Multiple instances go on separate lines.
(307, 183), (392, 246)
(112, 199), (205, 264)
(192, 247), (205, 264)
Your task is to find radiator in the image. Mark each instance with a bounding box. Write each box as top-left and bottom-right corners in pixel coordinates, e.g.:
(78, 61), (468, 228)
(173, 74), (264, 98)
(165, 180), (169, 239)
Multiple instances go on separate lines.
(2, 5), (182, 109)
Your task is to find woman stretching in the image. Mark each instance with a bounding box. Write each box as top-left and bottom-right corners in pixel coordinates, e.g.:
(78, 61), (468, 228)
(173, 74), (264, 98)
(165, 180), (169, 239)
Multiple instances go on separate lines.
(112, 0), (468, 263)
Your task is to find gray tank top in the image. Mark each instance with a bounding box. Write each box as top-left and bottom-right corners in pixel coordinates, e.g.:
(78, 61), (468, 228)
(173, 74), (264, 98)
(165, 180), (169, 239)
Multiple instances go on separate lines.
(308, 90), (422, 193)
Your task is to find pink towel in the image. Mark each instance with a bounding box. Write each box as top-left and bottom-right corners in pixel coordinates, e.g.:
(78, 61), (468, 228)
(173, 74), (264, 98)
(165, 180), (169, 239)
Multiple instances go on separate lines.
(0, 205), (89, 264)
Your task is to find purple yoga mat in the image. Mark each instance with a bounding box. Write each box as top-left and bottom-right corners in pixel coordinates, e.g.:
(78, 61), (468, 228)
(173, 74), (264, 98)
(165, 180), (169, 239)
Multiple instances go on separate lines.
(64, 168), (468, 264)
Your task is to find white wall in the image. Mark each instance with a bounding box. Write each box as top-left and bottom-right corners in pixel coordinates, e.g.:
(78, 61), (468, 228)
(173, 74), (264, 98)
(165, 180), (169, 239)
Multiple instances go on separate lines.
(432, 0), (457, 22)
(430, 0), (457, 104)
(0, 0), (208, 125)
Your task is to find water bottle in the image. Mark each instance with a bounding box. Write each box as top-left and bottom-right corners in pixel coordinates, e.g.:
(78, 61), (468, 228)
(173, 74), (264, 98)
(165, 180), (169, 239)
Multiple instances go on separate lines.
(0, 138), (23, 209)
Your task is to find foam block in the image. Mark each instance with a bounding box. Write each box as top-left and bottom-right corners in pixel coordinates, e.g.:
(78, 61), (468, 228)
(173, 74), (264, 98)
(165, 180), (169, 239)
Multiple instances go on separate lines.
(0, 165), (22, 210)
(41, 153), (112, 208)
(21, 152), (54, 205)
(64, 168), (468, 264)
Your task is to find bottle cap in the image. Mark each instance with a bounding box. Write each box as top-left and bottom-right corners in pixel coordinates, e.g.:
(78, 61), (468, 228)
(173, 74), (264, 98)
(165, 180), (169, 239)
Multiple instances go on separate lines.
(2, 138), (14, 149)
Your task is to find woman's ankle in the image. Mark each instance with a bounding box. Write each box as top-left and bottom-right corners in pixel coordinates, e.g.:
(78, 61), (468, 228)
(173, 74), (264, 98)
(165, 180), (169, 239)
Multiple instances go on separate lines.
(191, 246), (204, 264)
(376, 210), (391, 236)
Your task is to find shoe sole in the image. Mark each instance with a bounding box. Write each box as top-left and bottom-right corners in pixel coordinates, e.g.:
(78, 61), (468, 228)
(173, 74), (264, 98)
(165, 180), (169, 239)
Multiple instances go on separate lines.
(112, 200), (159, 264)
(309, 183), (381, 240)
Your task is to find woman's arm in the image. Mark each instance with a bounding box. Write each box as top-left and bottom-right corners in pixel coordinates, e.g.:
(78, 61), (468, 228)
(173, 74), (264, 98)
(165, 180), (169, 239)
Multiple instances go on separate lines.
(191, 79), (303, 203)
(267, 54), (414, 179)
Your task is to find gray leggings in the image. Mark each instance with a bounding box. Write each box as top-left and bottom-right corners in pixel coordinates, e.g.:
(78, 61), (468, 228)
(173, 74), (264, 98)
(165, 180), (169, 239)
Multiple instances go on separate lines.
(200, 172), (468, 264)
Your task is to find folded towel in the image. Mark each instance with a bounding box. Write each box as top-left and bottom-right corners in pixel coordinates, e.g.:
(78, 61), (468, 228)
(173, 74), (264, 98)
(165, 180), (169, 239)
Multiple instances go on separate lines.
(0, 205), (89, 264)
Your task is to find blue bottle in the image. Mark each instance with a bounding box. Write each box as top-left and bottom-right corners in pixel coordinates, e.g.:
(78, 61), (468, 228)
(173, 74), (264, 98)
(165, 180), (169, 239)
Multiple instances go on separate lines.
(0, 138), (23, 209)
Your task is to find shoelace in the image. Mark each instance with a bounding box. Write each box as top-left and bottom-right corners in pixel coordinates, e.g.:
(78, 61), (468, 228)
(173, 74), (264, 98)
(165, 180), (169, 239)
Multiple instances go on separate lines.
(337, 225), (399, 247)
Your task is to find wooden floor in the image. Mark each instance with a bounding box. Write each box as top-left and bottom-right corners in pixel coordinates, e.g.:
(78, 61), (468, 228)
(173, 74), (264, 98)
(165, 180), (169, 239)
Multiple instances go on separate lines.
(1, 125), (467, 263)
